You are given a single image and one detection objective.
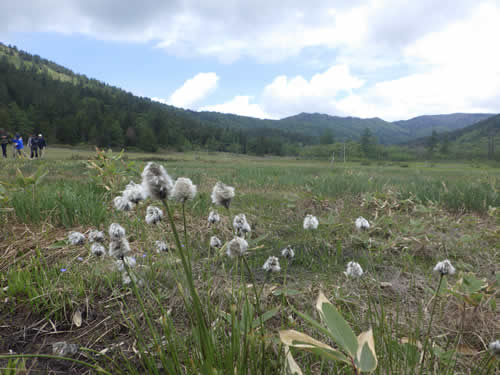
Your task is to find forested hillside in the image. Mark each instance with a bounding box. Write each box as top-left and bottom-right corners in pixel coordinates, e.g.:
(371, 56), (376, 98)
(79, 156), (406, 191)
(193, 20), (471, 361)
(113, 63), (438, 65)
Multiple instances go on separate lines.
(0, 43), (310, 155)
(0, 42), (495, 155)
(394, 113), (494, 139)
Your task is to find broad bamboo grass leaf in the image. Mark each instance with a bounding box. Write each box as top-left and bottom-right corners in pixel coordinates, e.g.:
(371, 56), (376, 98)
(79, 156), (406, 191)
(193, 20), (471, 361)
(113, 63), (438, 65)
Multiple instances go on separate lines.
(282, 292), (378, 373)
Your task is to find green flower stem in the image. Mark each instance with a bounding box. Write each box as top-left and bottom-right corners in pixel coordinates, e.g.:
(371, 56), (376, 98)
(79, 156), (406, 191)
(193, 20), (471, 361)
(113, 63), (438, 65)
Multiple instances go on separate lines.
(419, 274), (444, 374)
(161, 198), (214, 363)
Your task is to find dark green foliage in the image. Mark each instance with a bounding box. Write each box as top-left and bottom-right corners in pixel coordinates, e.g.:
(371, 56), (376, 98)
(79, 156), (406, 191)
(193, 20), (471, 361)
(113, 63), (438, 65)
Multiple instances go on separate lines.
(0, 43), (304, 156)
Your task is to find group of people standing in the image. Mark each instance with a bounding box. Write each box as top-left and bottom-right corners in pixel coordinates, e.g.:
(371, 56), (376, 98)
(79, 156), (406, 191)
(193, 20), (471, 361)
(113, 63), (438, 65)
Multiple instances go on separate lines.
(0, 129), (46, 159)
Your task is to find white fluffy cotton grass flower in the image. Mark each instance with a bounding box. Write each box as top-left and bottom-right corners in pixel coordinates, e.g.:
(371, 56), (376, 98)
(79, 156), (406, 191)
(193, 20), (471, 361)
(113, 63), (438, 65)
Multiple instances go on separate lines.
(155, 241), (169, 253)
(141, 162), (173, 200)
(91, 243), (106, 256)
(433, 259), (456, 276)
(226, 237), (248, 258)
(281, 246), (295, 260)
(233, 213), (251, 237)
(489, 340), (500, 356)
(345, 261), (364, 278)
(355, 216), (370, 230)
(171, 177), (197, 203)
(210, 236), (222, 249)
(109, 223), (126, 240)
(109, 237), (131, 259)
(303, 214), (319, 230)
(262, 256), (281, 273)
(114, 196), (134, 211)
(88, 230), (104, 243)
(208, 210), (220, 225)
(211, 181), (235, 209)
(116, 256), (137, 272)
(122, 181), (146, 203)
(146, 206), (163, 224)
(68, 231), (85, 245)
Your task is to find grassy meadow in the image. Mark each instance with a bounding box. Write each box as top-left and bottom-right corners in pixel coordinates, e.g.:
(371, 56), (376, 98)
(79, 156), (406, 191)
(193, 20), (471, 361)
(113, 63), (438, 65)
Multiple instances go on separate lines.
(0, 147), (499, 374)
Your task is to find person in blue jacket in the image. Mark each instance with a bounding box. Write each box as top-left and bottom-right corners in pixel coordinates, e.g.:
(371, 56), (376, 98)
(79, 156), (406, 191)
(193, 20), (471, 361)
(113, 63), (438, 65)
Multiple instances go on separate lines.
(12, 133), (24, 158)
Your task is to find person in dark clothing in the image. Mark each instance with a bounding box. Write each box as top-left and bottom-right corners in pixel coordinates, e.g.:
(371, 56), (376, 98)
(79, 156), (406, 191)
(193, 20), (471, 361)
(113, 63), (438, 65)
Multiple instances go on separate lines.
(28, 134), (39, 159)
(0, 128), (9, 158)
(37, 134), (46, 158)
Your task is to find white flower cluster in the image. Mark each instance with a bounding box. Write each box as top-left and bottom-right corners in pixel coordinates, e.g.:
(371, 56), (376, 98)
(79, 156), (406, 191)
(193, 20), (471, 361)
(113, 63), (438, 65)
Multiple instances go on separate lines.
(233, 213), (251, 237)
(355, 216), (370, 230)
(262, 256), (281, 272)
(91, 243), (106, 256)
(155, 241), (169, 253)
(226, 237), (248, 258)
(433, 260), (456, 276)
(141, 162), (173, 200)
(211, 181), (235, 209)
(88, 230), (104, 243)
(145, 206), (163, 225)
(108, 223), (131, 259)
(345, 261), (363, 278)
(68, 231), (85, 245)
(303, 214), (319, 230)
(281, 246), (295, 260)
(115, 256), (136, 272)
(171, 177), (197, 203)
(208, 210), (220, 225)
(489, 340), (500, 356)
(210, 236), (222, 249)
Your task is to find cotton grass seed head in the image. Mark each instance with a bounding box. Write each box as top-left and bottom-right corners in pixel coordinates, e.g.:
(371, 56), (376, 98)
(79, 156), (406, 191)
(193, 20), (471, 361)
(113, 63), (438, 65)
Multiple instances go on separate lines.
(233, 213), (251, 236)
(345, 261), (364, 278)
(489, 340), (500, 356)
(208, 210), (220, 225)
(303, 214), (319, 230)
(91, 243), (106, 257)
(281, 246), (295, 259)
(226, 237), (248, 258)
(116, 256), (136, 272)
(68, 231), (85, 245)
(262, 256), (281, 272)
(122, 272), (143, 287)
(210, 236), (222, 249)
(171, 177), (197, 203)
(155, 240), (169, 253)
(145, 205), (163, 224)
(433, 259), (456, 276)
(114, 196), (134, 211)
(109, 237), (131, 259)
(109, 223), (126, 240)
(355, 216), (370, 230)
(211, 181), (235, 209)
(141, 162), (173, 200)
(88, 230), (104, 243)
(122, 181), (146, 203)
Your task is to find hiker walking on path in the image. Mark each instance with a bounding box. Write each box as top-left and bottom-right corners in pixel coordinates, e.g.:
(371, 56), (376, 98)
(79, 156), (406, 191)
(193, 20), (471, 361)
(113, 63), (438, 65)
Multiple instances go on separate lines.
(12, 133), (24, 158)
(28, 134), (39, 159)
(37, 134), (46, 158)
(0, 128), (9, 158)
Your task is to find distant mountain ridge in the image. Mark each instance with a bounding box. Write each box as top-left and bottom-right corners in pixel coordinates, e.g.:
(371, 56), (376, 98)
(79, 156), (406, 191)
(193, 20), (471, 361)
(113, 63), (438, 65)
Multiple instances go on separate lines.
(0, 42), (496, 148)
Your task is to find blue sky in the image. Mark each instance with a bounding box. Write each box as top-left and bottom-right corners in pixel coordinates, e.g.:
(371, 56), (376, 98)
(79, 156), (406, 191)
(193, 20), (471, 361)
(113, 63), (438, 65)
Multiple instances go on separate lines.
(2, 0), (500, 121)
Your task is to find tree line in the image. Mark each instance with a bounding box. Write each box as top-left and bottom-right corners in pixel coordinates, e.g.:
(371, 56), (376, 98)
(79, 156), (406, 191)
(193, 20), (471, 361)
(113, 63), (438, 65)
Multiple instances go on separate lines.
(0, 49), (311, 155)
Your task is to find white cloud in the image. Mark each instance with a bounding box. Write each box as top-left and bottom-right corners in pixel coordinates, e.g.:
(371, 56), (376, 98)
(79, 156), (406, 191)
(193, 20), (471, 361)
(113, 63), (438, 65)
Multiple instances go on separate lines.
(261, 65), (365, 118)
(166, 72), (218, 108)
(0, 0), (480, 63)
(335, 1), (500, 120)
(201, 96), (272, 119)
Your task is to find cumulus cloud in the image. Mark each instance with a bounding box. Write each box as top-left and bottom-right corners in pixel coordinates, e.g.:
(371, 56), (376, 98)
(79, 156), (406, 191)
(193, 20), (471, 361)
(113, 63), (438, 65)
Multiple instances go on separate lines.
(260, 65), (364, 118)
(0, 0), (481, 63)
(201, 96), (271, 119)
(155, 72), (219, 108)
